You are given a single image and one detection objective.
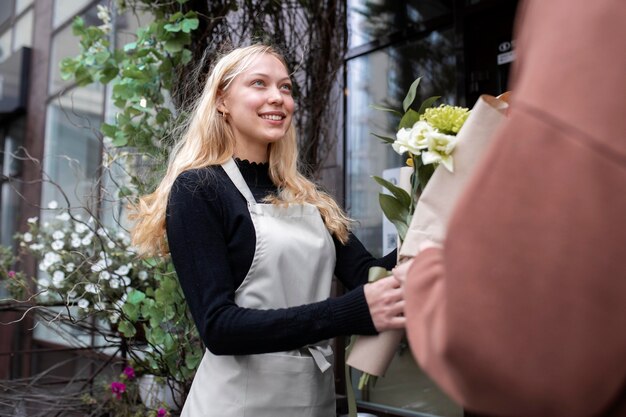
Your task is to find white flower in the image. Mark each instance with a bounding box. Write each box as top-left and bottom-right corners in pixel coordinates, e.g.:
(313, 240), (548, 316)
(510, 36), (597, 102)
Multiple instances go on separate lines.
(115, 265), (130, 276)
(100, 271), (111, 280)
(121, 276), (131, 286)
(85, 283), (99, 294)
(96, 228), (108, 237)
(109, 311), (120, 324)
(30, 243), (44, 251)
(38, 277), (50, 288)
(47, 201), (58, 209)
(23, 233), (33, 243)
(81, 236), (93, 246)
(56, 212), (71, 221)
(66, 262), (75, 272)
(52, 231), (65, 240)
(75, 223), (88, 234)
(107, 241), (116, 249)
(94, 302), (106, 311)
(138, 270), (148, 281)
(52, 271), (65, 287)
(39, 262), (48, 272)
(43, 252), (61, 267)
(392, 121), (429, 156)
(71, 238), (82, 248)
(51, 240), (64, 251)
(91, 259), (107, 273)
(109, 278), (120, 289)
(77, 299), (90, 309)
(27, 217), (39, 224)
(67, 290), (77, 299)
(420, 130), (458, 172)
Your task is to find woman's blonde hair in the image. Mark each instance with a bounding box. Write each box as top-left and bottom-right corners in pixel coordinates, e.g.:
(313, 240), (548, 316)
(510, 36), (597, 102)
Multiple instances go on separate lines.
(130, 44), (351, 256)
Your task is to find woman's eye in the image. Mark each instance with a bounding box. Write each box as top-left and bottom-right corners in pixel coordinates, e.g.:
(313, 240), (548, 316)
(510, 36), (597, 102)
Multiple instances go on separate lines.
(281, 84), (293, 92)
(252, 80), (265, 87)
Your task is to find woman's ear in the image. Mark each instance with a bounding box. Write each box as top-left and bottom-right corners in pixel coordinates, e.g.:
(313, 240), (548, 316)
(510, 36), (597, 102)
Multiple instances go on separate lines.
(216, 92), (229, 115)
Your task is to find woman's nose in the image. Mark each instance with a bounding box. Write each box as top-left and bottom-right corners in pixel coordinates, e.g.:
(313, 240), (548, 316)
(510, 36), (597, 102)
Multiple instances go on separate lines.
(267, 87), (284, 104)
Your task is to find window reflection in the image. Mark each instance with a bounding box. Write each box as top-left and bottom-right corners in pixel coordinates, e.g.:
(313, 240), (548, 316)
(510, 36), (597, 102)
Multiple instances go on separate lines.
(345, 30), (460, 416)
(348, 0), (453, 48)
(15, 0), (34, 16)
(12, 9), (33, 51)
(49, 3), (103, 94)
(347, 31), (456, 257)
(41, 85), (104, 222)
(53, 0), (92, 28)
(0, 30), (12, 63)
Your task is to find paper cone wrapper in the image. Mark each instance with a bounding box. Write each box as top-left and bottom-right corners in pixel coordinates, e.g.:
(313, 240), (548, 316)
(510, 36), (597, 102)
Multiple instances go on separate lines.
(345, 168), (412, 377)
(399, 94), (509, 258)
(346, 329), (404, 377)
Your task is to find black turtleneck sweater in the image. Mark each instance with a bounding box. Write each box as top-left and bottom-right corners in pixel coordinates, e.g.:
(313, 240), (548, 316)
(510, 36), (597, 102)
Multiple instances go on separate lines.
(166, 159), (397, 355)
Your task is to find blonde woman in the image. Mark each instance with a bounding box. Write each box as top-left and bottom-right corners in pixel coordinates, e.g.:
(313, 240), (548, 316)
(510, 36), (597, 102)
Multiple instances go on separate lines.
(132, 44), (404, 417)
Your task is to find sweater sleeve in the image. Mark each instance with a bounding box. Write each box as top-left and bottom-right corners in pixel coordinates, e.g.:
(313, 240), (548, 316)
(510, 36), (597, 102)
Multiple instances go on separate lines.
(334, 232), (398, 289)
(166, 170), (377, 356)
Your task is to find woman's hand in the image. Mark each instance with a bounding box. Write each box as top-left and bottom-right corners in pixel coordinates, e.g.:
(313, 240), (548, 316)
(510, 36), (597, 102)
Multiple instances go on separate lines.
(363, 275), (406, 332)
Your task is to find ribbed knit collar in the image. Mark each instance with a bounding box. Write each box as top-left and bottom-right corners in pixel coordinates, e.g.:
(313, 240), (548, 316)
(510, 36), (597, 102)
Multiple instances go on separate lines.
(234, 158), (274, 189)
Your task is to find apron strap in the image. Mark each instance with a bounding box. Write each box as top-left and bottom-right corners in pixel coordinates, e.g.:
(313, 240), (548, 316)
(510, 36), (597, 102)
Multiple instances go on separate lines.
(307, 346), (332, 373)
(222, 158), (258, 207)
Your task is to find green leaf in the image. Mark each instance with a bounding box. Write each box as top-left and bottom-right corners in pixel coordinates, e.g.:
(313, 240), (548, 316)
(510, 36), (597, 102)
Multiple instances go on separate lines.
(181, 18), (199, 33)
(164, 38), (186, 53)
(180, 48), (193, 65)
(372, 176), (411, 208)
(118, 320), (136, 337)
(371, 132), (395, 144)
(123, 42), (137, 53)
(379, 194), (409, 223)
(100, 123), (117, 138)
(185, 351), (202, 369)
(164, 22), (182, 32)
(112, 131), (128, 147)
(417, 95), (441, 116)
(399, 109), (420, 129)
(379, 194), (410, 240)
(370, 104), (402, 116)
(122, 302), (140, 321)
(402, 77), (422, 112)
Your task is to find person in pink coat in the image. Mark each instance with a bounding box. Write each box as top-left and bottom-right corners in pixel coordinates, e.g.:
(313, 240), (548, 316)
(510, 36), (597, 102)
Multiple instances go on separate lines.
(397, 0), (626, 416)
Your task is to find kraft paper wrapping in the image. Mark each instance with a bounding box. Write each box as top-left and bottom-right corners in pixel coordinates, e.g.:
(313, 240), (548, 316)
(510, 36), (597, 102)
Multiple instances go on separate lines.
(345, 167), (412, 377)
(399, 94), (509, 258)
(346, 95), (509, 378)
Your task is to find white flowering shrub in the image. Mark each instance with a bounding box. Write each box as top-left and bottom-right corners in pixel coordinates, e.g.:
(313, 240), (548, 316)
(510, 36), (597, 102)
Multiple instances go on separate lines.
(9, 201), (203, 382)
(20, 205), (155, 325)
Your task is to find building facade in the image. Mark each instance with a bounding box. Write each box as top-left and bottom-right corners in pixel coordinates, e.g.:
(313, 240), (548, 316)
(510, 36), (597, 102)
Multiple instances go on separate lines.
(0, 0), (518, 416)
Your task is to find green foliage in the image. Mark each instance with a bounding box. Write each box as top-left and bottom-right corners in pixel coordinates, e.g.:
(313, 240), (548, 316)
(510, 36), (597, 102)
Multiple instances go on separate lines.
(59, 4), (198, 195)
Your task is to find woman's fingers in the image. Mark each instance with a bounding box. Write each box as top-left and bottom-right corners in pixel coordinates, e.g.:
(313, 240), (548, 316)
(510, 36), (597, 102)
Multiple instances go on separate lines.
(364, 276), (407, 332)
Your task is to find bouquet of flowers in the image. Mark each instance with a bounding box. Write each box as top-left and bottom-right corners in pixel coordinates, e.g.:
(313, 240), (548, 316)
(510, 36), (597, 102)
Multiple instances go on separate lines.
(346, 77), (510, 388)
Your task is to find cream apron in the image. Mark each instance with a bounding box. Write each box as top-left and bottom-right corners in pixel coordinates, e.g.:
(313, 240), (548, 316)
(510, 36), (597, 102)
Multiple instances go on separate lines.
(181, 159), (337, 417)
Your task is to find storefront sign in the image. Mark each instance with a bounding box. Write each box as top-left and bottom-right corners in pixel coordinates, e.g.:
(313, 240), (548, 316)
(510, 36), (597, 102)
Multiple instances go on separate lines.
(497, 40), (516, 65)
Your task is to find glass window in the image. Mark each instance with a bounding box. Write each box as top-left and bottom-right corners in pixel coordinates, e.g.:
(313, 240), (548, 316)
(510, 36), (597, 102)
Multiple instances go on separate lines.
(53, 0), (92, 28)
(49, 4), (102, 94)
(15, 0), (34, 16)
(0, 0), (14, 28)
(348, 0), (453, 48)
(0, 29), (12, 63)
(40, 85), (104, 223)
(345, 30), (460, 416)
(0, 118), (24, 247)
(12, 9), (33, 52)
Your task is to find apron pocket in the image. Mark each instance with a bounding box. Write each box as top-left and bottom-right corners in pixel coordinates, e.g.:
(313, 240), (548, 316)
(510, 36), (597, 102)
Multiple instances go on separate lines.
(244, 351), (336, 416)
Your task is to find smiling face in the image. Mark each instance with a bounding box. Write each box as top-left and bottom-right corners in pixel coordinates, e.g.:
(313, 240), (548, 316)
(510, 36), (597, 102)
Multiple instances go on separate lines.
(218, 53), (295, 161)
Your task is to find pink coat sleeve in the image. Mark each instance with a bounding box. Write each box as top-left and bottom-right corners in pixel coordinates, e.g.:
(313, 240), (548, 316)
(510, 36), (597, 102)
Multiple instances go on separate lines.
(402, 0), (626, 416)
